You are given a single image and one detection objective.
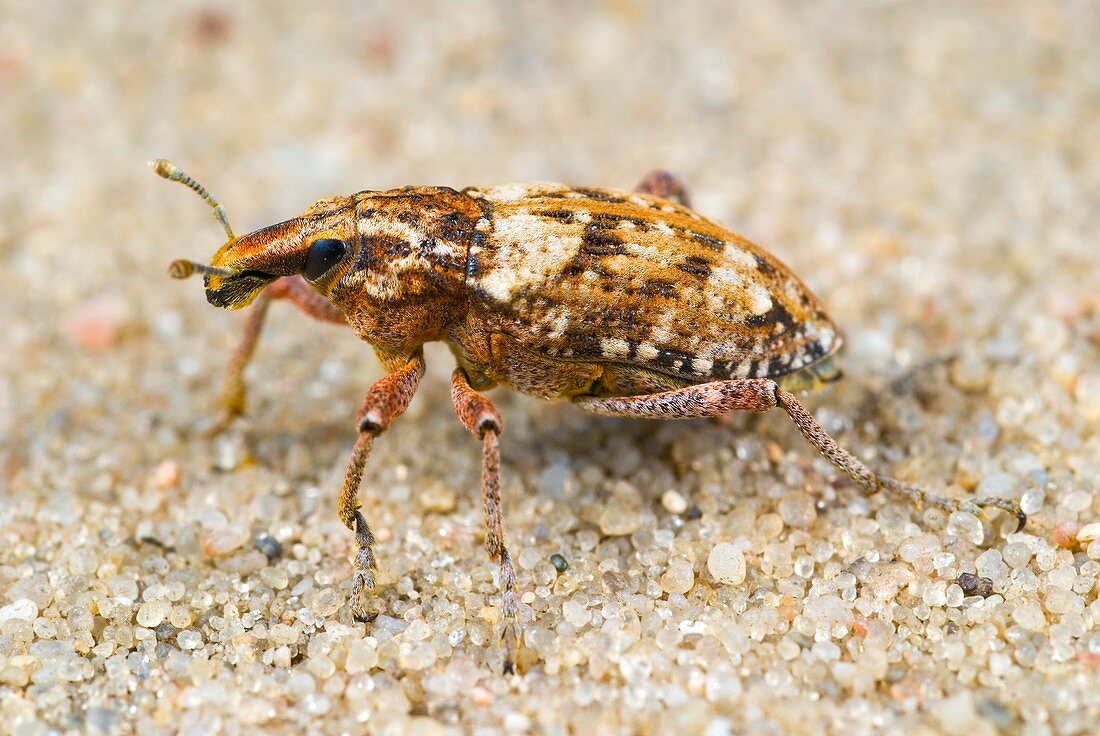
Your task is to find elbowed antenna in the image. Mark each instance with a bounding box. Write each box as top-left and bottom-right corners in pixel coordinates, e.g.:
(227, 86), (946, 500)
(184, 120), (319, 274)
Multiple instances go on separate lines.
(150, 159), (235, 240)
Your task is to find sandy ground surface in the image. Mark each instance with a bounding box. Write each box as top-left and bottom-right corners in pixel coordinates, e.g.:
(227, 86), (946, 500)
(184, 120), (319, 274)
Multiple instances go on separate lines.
(3, 2), (1100, 734)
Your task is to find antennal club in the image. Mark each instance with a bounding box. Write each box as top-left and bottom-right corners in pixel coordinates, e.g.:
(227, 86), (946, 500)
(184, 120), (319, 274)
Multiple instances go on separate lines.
(167, 259), (237, 280)
(150, 159), (236, 240)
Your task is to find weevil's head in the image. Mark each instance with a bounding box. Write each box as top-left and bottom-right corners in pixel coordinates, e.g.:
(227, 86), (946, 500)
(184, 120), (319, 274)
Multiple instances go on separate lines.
(153, 159), (359, 310)
(196, 196), (358, 309)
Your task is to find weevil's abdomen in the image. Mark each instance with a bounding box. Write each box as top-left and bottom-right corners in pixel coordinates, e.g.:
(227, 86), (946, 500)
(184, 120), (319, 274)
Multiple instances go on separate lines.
(461, 182), (841, 395)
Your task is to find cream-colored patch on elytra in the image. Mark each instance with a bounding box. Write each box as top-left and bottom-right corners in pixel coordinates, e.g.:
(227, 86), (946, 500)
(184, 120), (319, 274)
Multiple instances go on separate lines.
(691, 357), (714, 374)
(721, 245), (758, 270)
(747, 283), (773, 315)
(709, 266), (746, 289)
(624, 242), (659, 259)
(600, 338), (631, 358)
(636, 343), (659, 361)
(573, 211), (592, 224)
(651, 324), (674, 344)
(651, 221), (674, 236)
(474, 181), (570, 204)
(477, 213), (583, 301)
(479, 269), (523, 301)
(546, 307), (570, 338)
(617, 220), (637, 231)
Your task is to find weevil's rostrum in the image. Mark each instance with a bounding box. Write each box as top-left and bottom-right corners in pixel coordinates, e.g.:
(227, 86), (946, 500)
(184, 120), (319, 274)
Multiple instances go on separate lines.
(155, 160), (1026, 674)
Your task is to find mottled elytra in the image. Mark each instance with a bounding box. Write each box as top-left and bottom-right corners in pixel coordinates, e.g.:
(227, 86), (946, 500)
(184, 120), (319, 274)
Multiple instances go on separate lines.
(153, 159), (1026, 673)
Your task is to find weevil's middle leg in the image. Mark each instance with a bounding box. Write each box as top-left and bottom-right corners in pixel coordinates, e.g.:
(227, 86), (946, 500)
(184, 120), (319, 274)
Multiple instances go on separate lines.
(339, 351), (426, 618)
(634, 170), (692, 207)
(450, 369), (519, 674)
(574, 380), (1026, 531)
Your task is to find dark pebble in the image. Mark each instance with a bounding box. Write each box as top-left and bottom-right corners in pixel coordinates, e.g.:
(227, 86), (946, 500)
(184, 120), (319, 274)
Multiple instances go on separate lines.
(254, 533), (284, 560)
(958, 572), (994, 597)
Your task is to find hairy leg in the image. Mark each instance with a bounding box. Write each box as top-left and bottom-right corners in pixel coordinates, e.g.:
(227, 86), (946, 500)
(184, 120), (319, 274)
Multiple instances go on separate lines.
(634, 170), (692, 207)
(339, 351), (426, 617)
(575, 379), (1026, 530)
(450, 368), (519, 674)
(208, 275), (345, 435)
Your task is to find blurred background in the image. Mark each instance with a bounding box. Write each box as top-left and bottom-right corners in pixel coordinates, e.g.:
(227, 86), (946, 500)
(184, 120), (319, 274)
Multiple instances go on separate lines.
(2, 1), (1100, 734)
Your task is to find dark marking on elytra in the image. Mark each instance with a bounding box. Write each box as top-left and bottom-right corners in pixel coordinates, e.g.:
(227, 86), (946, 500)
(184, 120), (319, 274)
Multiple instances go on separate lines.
(746, 301), (796, 330)
(536, 209), (574, 221)
(766, 356), (789, 377)
(639, 279), (677, 298)
(581, 225), (625, 256)
(689, 231), (726, 252)
(677, 255), (713, 279)
(572, 187), (626, 204)
(653, 348), (695, 375)
(753, 254), (775, 277)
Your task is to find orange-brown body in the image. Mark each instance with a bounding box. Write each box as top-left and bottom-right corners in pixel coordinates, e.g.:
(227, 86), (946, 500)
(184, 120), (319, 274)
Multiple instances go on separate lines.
(205, 182), (840, 397)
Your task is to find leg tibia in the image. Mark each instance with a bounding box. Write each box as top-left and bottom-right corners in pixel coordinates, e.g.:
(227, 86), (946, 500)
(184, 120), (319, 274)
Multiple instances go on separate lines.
(339, 353), (426, 618)
(451, 369), (519, 673)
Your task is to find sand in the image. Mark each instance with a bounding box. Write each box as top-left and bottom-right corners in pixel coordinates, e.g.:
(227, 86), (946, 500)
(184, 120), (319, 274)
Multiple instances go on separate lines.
(3, 2), (1100, 734)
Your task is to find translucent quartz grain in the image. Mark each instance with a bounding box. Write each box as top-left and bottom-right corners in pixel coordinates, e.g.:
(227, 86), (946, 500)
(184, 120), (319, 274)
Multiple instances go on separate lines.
(707, 543), (747, 585)
(974, 550), (1009, 581)
(777, 492), (816, 528)
(1012, 603), (1047, 631)
(135, 599), (169, 628)
(660, 558), (695, 595)
(661, 490), (688, 515)
(947, 512), (984, 545)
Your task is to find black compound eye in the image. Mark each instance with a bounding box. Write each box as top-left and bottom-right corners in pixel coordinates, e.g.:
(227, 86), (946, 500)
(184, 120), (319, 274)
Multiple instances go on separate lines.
(303, 238), (347, 281)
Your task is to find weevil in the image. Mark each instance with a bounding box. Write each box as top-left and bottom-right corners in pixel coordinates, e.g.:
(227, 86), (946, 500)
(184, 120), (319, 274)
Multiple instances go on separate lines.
(153, 160), (1026, 673)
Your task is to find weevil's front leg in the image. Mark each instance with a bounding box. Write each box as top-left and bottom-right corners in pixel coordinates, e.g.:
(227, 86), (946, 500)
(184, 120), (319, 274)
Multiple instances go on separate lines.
(339, 351), (426, 617)
(266, 274), (346, 324)
(634, 170), (692, 207)
(450, 369), (519, 674)
(208, 275), (345, 436)
(575, 380), (1026, 531)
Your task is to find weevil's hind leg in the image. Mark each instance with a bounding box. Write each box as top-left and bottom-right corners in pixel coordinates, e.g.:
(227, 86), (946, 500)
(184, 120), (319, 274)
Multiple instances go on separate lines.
(634, 170), (692, 207)
(574, 380), (1026, 532)
(450, 369), (519, 674)
(773, 389), (1027, 531)
(338, 352), (426, 618)
(207, 275), (345, 436)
